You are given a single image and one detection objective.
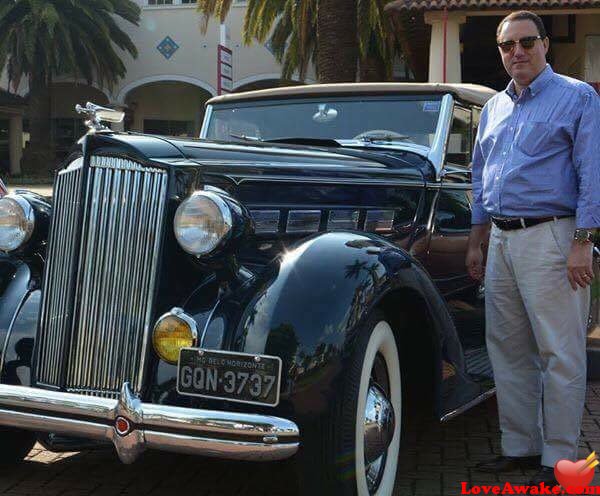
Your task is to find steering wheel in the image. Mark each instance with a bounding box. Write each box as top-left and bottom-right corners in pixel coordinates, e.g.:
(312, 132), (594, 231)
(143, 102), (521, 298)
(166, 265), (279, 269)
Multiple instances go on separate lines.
(352, 130), (414, 142)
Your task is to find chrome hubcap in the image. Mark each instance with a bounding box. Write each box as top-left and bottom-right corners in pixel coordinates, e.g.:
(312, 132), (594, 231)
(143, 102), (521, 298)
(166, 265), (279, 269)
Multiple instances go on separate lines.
(363, 354), (395, 494)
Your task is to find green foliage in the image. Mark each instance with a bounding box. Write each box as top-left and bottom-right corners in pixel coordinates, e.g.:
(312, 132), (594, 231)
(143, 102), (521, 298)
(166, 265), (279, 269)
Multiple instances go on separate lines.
(0, 0), (141, 91)
(197, 0), (402, 81)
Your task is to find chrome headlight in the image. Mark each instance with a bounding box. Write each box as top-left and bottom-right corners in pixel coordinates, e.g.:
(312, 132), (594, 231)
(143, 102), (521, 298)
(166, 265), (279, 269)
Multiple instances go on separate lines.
(0, 195), (35, 252)
(174, 191), (233, 256)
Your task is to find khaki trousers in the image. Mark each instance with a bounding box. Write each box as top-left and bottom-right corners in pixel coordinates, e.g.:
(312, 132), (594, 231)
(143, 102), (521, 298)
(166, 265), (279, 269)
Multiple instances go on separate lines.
(485, 217), (591, 467)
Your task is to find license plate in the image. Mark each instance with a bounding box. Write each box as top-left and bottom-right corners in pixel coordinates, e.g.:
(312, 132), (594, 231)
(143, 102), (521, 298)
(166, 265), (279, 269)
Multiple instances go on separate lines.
(177, 348), (282, 407)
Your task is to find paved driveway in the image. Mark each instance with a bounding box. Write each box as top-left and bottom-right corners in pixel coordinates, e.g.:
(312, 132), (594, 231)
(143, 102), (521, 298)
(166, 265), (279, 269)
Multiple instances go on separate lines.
(2, 385), (600, 496)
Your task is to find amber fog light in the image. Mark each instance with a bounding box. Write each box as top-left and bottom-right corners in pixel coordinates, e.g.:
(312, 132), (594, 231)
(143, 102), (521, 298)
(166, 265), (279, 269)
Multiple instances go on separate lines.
(152, 308), (198, 364)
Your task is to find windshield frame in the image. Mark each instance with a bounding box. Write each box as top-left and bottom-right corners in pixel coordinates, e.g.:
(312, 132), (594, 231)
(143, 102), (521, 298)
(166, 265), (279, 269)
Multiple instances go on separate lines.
(200, 93), (455, 179)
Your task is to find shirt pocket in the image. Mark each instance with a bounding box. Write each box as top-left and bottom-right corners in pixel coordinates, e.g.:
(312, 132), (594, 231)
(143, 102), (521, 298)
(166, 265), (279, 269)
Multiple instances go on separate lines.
(516, 121), (557, 157)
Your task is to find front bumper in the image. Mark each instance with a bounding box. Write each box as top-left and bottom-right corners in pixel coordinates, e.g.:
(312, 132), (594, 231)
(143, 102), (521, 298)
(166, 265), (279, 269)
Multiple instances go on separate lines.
(0, 382), (299, 464)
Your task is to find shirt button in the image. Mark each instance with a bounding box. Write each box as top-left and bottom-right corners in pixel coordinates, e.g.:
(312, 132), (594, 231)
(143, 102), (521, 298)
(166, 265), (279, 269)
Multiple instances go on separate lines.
(510, 126), (514, 131)
(502, 152), (507, 156)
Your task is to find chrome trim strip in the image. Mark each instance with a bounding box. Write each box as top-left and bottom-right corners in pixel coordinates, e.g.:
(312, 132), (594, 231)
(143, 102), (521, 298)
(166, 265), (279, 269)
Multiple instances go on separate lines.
(425, 182), (471, 190)
(234, 176), (422, 187)
(439, 387), (496, 422)
(327, 210), (360, 230)
(38, 156), (168, 398)
(250, 210), (281, 234)
(286, 210), (321, 233)
(37, 165), (84, 386)
(200, 298), (220, 348)
(199, 105), (213, 138)
(0, 383), (300, 463)
(428, 94), (454, 180)
(143, 431), (298, 461)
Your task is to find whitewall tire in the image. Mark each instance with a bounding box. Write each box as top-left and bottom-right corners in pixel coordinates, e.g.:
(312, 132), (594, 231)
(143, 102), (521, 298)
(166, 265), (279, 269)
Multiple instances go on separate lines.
(355, 320), (402, 496)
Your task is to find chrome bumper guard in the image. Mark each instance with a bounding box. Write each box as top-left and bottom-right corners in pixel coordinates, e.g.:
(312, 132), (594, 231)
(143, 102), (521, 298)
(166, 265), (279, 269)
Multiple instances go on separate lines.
(0, 383), (300, 464)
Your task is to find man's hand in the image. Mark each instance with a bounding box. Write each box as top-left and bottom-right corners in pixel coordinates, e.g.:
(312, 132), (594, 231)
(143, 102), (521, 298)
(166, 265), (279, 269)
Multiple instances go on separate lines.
(567, 242), (595, 290)
(466, 223), (490, 281)
(466, 245), (485, 281)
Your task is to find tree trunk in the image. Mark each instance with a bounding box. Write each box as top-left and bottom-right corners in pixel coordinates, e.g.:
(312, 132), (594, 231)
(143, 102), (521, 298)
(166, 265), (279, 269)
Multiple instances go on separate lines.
(359, 54), (387, 82)
(21, 69), (55, 176)
(317, 0), (358, 83)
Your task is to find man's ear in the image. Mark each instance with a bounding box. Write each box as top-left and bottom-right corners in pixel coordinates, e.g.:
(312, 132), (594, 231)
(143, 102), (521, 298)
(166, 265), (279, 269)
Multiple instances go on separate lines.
(543, 37), (550, 54)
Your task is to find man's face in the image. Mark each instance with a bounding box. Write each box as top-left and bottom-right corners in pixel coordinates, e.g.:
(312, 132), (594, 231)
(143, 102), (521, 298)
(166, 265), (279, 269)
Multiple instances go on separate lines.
(497, 19), (549, 86)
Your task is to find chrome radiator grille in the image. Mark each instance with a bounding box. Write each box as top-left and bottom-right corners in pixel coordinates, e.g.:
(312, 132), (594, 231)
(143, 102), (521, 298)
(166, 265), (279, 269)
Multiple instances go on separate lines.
(36, 156), (168, 397)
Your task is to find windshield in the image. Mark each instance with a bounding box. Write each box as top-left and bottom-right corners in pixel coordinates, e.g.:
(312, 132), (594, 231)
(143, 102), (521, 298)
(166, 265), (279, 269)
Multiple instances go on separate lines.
(205, 96), (442, 148)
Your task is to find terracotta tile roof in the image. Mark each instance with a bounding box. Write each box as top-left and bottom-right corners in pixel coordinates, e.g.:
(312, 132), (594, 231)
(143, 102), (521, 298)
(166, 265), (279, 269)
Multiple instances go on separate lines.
(386, 0), (600, 11)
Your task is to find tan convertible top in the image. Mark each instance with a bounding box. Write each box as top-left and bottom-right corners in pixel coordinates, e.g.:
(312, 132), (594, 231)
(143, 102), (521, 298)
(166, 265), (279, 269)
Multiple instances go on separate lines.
(207, 82), (497, 108)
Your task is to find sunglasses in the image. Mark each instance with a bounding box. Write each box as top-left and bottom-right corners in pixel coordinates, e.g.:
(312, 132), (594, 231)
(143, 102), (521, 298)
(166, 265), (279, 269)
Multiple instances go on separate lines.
(497, 35), (543, 53)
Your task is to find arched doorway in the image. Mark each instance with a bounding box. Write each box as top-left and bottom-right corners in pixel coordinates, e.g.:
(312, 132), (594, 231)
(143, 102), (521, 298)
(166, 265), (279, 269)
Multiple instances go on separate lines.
(124, 81), (213, 137)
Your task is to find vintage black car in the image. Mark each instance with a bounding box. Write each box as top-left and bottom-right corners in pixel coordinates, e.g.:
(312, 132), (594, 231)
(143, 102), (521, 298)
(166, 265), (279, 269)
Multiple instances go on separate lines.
(0, 83), (515, 494)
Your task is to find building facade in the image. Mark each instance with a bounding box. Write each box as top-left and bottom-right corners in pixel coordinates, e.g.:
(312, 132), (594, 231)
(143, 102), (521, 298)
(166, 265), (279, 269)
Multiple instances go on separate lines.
(0, 0), (314, 175)
(2, 0), (599, 176)
(386, 0), (600, 92)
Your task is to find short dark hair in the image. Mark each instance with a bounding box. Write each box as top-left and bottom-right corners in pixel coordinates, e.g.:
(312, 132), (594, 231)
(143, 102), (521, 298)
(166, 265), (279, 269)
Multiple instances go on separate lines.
(496, 11), (547, 40)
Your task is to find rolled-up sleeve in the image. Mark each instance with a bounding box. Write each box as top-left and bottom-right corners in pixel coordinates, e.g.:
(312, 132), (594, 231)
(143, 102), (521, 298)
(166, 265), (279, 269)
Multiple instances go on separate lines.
(572, 90), (600, 229)
(471, 110), (490, 225)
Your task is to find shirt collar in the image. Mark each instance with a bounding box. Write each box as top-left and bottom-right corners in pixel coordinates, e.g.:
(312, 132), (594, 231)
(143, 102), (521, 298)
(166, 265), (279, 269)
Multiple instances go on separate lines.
(504, 64), (554, 100)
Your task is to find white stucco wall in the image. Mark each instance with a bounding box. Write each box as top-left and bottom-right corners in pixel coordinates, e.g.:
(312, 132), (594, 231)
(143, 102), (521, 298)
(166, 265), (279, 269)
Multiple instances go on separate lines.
(113, 1), (314, 103)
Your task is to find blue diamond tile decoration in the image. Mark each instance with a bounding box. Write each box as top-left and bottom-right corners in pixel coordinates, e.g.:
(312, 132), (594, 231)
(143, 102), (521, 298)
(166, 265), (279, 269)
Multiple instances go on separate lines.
(157, 36), (179, 60)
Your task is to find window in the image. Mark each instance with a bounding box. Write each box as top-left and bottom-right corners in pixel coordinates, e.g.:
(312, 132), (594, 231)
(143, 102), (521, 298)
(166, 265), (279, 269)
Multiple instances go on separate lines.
(148, 0), (173, 4)
(52, 118), (87, 160)
(447, 106), (472, 166)
(0, 120), (9, 173)
(435, 190), (471, 233)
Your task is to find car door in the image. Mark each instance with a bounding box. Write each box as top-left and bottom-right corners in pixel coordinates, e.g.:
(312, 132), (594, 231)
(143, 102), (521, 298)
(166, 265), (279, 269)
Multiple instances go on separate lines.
(425, 103), (492, 386)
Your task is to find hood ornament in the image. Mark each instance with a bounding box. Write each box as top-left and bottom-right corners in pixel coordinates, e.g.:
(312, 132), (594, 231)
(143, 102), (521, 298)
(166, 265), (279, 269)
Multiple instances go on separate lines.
(75, 101), (125, 132)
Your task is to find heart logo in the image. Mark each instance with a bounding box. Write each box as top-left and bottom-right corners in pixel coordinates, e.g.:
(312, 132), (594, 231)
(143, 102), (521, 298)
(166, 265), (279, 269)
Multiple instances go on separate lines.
(554, 456), (596, 491)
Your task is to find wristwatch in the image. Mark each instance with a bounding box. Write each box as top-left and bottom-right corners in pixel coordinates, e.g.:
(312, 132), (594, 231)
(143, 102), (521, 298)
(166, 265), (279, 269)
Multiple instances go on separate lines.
(573, 228), (596, 244)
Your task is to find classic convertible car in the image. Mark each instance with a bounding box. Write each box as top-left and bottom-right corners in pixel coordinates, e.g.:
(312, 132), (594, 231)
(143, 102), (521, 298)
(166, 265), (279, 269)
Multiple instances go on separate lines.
(0, 83), (510, 494)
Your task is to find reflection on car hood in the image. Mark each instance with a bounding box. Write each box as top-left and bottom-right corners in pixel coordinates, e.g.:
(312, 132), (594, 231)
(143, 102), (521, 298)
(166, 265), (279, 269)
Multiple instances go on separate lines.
(162, 137), (433, 177)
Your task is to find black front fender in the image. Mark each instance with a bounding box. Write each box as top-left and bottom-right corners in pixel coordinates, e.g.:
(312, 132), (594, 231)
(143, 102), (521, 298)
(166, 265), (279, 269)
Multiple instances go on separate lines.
(0, 258), (41, 386)
(202, 231), (473, 421)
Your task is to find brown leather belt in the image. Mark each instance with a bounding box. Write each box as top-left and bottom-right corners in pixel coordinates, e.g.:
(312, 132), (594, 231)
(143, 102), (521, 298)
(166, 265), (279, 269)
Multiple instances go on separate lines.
(491, 215), (573, 231)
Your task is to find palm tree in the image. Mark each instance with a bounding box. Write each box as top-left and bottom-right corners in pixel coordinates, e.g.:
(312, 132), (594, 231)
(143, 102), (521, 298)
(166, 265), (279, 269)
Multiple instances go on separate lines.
(0, 0), (140, 174)
(317, 0), (358, 82)
(197, 0), (401, 83)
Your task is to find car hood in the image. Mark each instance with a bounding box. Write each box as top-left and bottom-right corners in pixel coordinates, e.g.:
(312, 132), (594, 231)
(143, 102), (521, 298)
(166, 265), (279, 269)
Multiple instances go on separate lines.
(83, 133), (433, 183)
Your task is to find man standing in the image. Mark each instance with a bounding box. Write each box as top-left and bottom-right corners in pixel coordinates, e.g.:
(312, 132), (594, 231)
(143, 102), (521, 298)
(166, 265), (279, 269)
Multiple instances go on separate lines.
(466, 10), (600, 486)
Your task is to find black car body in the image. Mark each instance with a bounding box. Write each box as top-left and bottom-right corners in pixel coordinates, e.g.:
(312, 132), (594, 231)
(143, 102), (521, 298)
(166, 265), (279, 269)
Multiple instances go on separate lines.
(0, 84), (508, 494)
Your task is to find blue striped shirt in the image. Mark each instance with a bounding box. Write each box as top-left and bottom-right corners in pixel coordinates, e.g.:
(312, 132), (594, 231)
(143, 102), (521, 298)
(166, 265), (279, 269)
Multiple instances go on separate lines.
(472, 65), (600, 228)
